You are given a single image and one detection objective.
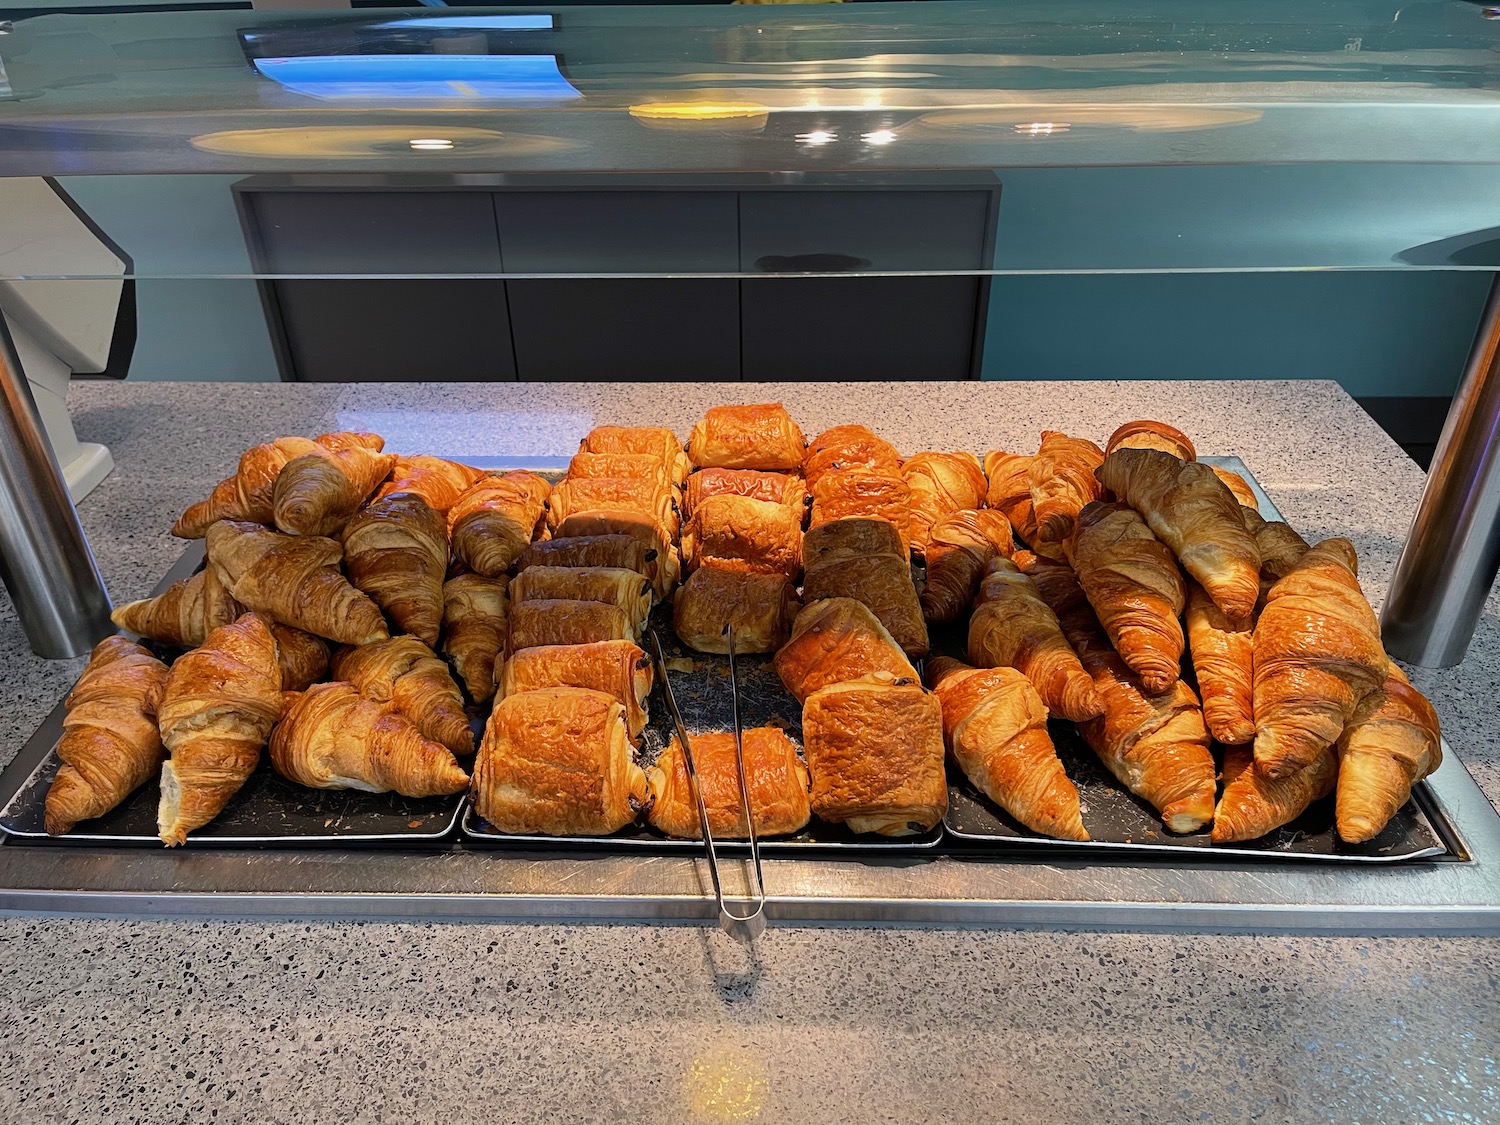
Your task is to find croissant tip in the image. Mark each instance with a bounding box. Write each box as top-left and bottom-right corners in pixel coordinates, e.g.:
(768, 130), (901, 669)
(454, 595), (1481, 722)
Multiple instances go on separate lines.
(1336, 817), (1379, 844)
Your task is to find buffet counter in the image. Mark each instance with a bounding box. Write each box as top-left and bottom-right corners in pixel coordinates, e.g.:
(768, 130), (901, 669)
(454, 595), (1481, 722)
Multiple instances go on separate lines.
(0, 379), (1496, 1121)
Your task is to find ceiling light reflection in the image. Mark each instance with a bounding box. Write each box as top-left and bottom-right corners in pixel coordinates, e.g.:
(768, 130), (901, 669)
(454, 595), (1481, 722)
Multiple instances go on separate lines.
(1016, 121), (1070, 136)
(796, 129), (837, 145)
(409, 137), (455, 150)
(862, 129), (897, 146)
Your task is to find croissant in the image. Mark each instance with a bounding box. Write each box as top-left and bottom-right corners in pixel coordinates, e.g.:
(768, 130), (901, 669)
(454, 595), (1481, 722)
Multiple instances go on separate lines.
(968, 557), (1102, 721)
(270, 624), (329, 692)
(516, 533), (657, 588)
(273, 431), (396, 537)
(681, 494), (802, 577)
(773, 597), (917, 703)
(1185, 581), (1255, 745)
(332, 636), (474, 756)
(683, 468), (808, 517)
(1212, 743), (1337, 844)
(1251, 515), (1311, 586)
(498, 640), (653, 740)
(553, 512), (679, 598)
(510, 565), (652, 638)
(1252, 538), (1386, 779)
(43, 637), (169, 836)
(802, 679), (948, 836)
(439, 574), (509, 703)
(901, 452), (988, 550)
(449, 472), (550, 578)
(672, 564), (798, 654)
(156, 613), (285, 845)
(340, 492), (448, 647)
(647, 728), (811, 838)
(577, 425), (690, 484)
(928, 657), (1087, 841)
(566, 452), (677, 494)
(1012, 549), (1091, 618)
(508, 598), (633, 654)
(803, 424), (902, 488)
(1063, 608), (1216, 833)
(1068, 501), (1186, 694)
(110, 563), (242, 649)
(1211, 467), (1260, 512)
(1095, 448), (1261, 624)
(809, 471), (913, 554)
(687, 403), (806, 471)
(1105, 420), (1196, 461)
(802, 516), (905, 567)
(473, 687), (648, 836)
(547, 476), (678, 536)
(376, 455), (486, 513)
(206, 520), (388, 645)
(804, 551), (928, 660)
(983, 451), (1041, 547)
(919, 509), (1014, 625)
(271, 682), (469, 796)
(1335, 664), (1442, 843)
(172, 436), (318, 538)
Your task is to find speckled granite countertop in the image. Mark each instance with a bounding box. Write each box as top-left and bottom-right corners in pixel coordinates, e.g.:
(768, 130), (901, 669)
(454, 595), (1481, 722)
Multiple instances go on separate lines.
(0, 380), (1495, 1125)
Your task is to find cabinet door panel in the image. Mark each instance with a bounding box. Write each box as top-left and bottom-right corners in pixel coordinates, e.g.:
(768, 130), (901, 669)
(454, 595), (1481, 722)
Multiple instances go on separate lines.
(495, 191), (738, 274)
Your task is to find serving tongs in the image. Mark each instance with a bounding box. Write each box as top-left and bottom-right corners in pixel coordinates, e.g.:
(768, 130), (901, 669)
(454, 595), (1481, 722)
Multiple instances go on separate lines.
(648, 626), (767, 942)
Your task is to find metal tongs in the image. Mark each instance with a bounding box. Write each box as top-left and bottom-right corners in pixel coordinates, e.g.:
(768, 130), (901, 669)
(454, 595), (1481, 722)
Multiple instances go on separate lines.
(648, 625), (767, 942)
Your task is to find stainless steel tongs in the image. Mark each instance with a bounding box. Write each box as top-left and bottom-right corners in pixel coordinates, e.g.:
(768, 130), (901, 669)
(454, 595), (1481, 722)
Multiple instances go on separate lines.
(648, 626), (767, 942)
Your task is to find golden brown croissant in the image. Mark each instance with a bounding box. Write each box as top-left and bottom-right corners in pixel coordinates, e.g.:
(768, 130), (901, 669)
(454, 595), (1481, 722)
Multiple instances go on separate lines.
(516, 533), (657, 587)
(681, 494), (802, 577)
(983, 451), (1041, 547)
(1251, 515), (1311, 586)
(804, 551), (928, 660)
(156, 613), (286, 845)
(440, 574), (509, 703)
(802, 424), (902, 488)
(1211, 467), (1260, 511)
(1063, 608), (1216, 833)
(206, 520), (388, 645)
(1184, 581), (1255, 745)
(672, 564), (798, 654)
(271, 682), (469, 796)
(547, 476), (678, 536)
(919, 509), (1014, 625)
(802, 516), (905, 567)
(44, 637), (169, 836)
(809, 471), (913, 554)
(448, 472), (550, 578)
(270, 624), (329, 692)
(511, 565), (652, 638)
(110, 564), (243, 649)
(340, 492), (448, 647)
(508, 598), (633, 654)
(473, 687), (648, 836)
(376, 455), (486, 513)
(1212, 743), (1336, 844)
(773, 597), (917, 703)
(901, 452), (988, 550)
(1105, 420), (1196, 461)
(1095, 447), (1261, 624)
(1068, 501), (1186, 694)
(802, 679), (948, 836)
(566, 452), (677, 494)
(928, 656), (1087, 841)
(1012, 548), (1091, 617)
(332, 636), (474, 756)
(1252, 538), (1386, 780)
(683, 468), (808, 517)
(553, 512), (679, 598)
(969, 557), (1102, 722)
(647, 728), (811, 838)
(1335, 664), (1441, 843)
(172, 436), (319, 538)
(687, 403), (806, 471)
(577, 425), (690, 484)
(1029, 431), (1106, 550)
(498, 640), (653, 740)
(272, 432), (396, 537)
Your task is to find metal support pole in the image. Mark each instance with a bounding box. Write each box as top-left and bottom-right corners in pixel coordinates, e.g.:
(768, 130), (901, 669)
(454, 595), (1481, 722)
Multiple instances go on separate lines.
(0, 313), (112, 658)
(1382, 274), (1500, 667)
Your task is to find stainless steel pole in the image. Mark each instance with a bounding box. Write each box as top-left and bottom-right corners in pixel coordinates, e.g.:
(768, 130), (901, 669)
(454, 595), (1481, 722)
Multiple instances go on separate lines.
(1382, 274), (1500, 667)
(0, 313), (113, 658)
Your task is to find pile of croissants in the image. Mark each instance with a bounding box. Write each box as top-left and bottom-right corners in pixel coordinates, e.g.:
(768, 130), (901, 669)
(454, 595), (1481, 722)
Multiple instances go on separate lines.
(40, 407), (1441, 851)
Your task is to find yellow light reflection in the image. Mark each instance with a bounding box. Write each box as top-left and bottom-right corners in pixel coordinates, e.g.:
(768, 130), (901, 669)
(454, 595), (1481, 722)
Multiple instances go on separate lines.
(189, 126), (580, 158)
(686, 1048), (769, 1121)
(628, 102), (770, 131)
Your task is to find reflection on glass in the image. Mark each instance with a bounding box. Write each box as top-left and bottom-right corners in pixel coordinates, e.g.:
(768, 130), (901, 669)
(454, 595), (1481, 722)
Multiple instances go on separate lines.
(250, 54), (581, 102)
